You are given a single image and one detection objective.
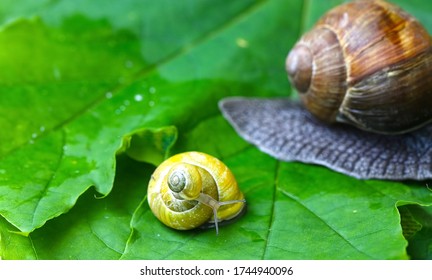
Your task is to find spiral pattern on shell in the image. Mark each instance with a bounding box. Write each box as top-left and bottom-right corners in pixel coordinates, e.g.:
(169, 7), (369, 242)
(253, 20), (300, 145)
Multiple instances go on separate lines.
(286, 0), (432, 134)
(147, 152), (246, 233)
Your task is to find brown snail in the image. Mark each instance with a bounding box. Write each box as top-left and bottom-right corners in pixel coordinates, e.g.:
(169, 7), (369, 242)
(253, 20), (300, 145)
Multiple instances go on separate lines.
(219, 0), (432, 180)
(286, 0), (432, 134)
(147, 152), (246, 234)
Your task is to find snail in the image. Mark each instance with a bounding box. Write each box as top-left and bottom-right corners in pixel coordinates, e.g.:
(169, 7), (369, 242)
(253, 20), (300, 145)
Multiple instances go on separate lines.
(286, 0), (432, 134)
(147, 151), (246, 234)
(219, 0), (432, 180)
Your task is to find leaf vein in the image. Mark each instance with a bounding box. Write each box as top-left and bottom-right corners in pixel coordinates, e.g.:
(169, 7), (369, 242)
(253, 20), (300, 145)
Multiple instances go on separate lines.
(262, 160), (280, 259)
(278, 188), (375, 259)
(30, 129), (67, 230)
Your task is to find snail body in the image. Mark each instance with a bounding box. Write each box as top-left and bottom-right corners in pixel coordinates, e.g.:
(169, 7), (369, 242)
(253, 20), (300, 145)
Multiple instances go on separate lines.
(286, 0), (432, 134)
(219, 0), (432, 180)
(147, 151), (245, 234)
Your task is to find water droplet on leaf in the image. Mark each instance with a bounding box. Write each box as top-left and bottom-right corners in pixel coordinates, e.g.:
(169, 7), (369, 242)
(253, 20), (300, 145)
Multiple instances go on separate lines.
(125, 60), (134, 68)
(134, 94), (143, 102)
(236, 37), (249, 48)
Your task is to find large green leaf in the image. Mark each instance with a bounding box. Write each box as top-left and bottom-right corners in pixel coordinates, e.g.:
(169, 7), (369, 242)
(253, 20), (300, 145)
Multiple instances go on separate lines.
(1, 0), (431, 259)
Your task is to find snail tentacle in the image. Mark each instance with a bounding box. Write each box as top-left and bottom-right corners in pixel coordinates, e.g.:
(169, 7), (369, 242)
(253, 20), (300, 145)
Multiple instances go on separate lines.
(196, 193), (246, 234)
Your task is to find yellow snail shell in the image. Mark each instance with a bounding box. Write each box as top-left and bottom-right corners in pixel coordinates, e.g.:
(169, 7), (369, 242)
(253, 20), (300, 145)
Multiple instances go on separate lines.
(147, 151), (246, 234)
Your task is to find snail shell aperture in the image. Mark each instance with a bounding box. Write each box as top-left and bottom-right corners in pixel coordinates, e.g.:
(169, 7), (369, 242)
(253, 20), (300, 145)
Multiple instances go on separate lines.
(147, 151), (246, 234)
(219, 0), (432, 180)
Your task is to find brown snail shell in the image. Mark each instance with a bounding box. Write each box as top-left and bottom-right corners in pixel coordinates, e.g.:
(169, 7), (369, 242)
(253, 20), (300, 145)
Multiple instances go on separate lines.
(219, 0), (432, 180)
(286, 0), (432, 134)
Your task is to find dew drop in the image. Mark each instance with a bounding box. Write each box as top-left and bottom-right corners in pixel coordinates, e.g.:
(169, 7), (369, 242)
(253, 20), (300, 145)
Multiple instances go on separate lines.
(31, 133), (38, 138)
(125, 60), (134, 69)
(39, 126), (46, 132)
(123, 99), (130, 106)
(236, 37), (249, 48)
(53, 66), (62, 80)
(149, 87), (156, 94)
(134, 94), (143, 102)
(0, 169), (6, 175)
(105, 92), (113, 99)
(148, 100), (155, 107)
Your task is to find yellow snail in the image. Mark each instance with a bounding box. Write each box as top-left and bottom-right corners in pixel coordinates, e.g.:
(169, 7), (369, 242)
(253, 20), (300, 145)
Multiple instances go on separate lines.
(219, 0), (432, 180)
(147, 151), (246, 234)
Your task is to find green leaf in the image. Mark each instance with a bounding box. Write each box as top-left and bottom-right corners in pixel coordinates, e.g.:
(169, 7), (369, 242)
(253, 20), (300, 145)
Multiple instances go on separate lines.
(1, 0), (432, 260)
(402, 205), (432, 259)
(0, 0), (293, 233)
(122, 126), (178, 166)
(267, 164), (431, 259)
(0, 15), (150, 233)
